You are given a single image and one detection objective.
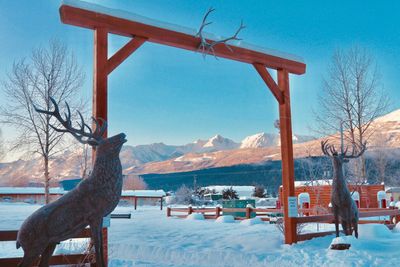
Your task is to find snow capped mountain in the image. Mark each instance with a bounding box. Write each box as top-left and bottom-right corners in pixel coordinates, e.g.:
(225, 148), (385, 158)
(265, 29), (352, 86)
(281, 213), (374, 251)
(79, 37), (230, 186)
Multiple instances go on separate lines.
(0, 132), (315, 186)
(240, 132), (315, 148)
(240, 133), (278, 148)
(202, 134), (239, 151)
(374, 109), (400, 123)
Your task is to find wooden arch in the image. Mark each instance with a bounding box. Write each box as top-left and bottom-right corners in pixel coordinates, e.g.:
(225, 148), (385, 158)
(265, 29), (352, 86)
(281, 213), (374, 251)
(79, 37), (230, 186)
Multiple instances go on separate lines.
(59, 0), (306, 245)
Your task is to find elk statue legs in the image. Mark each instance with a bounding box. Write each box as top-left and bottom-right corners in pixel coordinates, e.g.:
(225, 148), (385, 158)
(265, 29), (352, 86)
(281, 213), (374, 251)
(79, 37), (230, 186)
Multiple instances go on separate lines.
(90, 219), (106, 267)
(38, 243), (57, 267)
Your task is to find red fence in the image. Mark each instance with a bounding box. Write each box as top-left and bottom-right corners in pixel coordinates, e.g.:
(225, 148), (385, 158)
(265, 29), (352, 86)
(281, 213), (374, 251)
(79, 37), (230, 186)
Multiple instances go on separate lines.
(0, 228), (108, 267)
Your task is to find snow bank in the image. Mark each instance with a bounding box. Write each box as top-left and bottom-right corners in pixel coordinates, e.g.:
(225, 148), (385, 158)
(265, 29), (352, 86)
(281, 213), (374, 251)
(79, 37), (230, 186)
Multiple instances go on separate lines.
(240, 217), (263, 226)
(186, 213), (205, 220)
(393, 222), (400, 233)
(215, 215), (235, 223)
(358, 224), (393, 239)
(3, 204), (400, 267)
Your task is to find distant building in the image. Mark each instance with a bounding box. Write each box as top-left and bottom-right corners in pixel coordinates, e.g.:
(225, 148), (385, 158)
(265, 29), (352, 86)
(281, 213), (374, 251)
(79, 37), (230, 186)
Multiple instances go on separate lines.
(204, 185), (255, 199)
(0, 186), (166, 207)
(279, 181), (385, 209)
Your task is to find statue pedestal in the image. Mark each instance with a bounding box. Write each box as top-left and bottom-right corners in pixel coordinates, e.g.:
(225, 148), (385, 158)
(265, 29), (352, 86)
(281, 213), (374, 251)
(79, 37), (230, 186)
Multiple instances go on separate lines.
(330, 243), (351, 250)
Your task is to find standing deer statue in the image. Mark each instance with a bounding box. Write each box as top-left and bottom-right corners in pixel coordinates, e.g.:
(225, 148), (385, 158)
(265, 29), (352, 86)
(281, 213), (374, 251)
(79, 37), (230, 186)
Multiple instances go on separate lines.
(321, 140), (366, 239)
(16, 97), (126, 267)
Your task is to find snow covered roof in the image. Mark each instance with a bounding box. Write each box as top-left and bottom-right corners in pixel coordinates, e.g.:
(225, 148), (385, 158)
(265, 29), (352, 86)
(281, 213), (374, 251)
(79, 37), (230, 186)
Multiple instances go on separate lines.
(0, 187), (66, 195)
(0, 187), (166, 197)
(122, 190), (166, 197)
(291, 180), (333, 187)
(61, 0), (305, 67)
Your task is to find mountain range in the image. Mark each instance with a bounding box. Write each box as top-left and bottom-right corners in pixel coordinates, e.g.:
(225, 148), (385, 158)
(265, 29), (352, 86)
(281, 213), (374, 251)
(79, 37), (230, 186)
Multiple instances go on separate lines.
(0, 108), (399, 187)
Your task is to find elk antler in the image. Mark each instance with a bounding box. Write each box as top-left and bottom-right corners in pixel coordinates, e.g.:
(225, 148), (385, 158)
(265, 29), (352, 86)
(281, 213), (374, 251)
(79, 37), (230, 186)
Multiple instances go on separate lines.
(196, 7), (245, 59)
(343, 142), (367, 159)
(321, 140), (339, 157)
(34, 97), (106, 146)
(321, 140), (332, 157)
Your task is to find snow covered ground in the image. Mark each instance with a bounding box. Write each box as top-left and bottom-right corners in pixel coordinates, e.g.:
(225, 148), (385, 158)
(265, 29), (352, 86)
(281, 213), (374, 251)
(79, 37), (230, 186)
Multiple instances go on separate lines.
(1, 203), (400, 266)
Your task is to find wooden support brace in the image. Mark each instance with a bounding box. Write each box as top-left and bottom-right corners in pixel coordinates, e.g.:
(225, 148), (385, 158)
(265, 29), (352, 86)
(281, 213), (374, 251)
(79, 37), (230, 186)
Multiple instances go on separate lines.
(253, 63), (284, 104)
(107, 36), (147, 74)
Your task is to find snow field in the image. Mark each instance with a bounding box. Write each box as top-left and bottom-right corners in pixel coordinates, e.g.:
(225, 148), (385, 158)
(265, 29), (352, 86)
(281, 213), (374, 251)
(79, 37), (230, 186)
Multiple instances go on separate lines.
(1, 203), (400, 266)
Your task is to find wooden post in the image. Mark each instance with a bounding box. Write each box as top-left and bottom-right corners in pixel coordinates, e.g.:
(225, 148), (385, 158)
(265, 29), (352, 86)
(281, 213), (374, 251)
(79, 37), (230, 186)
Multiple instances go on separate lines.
(215, 206), (221, 218)
(160, 197), (163, 210)
(278, 69), (297, 244)
(245, 207), (252, 219)
(93, 27), (108, 138)
(188, 206), (193, 215)
(167, 207), (171, 217)
(102, 228), (108, 266)
(93, 27), (109, 266)
(134, 197), (137, 210)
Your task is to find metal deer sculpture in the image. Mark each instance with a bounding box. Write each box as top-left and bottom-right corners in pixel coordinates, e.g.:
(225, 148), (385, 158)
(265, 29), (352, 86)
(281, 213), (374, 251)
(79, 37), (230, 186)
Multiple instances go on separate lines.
(16, 97), (126, 267)
(321, 140), (366, 239)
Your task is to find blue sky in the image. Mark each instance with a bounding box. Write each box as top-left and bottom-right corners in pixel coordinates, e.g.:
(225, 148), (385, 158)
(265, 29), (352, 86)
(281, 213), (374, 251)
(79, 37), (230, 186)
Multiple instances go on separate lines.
(0, 0), (399, 148)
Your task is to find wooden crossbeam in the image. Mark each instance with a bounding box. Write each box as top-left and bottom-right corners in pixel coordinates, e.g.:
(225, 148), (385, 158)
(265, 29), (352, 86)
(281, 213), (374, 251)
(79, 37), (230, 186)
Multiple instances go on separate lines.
(107, 36), (147, 74)
(59, 4), (306, 74)
(253, 63), (284, 104)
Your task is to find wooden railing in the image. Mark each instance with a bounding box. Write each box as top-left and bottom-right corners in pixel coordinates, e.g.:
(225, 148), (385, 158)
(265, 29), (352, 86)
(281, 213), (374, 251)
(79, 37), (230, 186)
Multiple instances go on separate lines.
(0, 228), (108, 267)
(167, 206), (400, 242)
(167, 206), (284, 220)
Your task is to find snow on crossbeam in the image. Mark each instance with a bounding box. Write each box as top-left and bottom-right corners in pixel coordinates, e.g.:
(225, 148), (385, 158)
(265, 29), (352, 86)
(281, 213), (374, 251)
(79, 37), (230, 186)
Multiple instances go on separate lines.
(60, 0), (305, 74)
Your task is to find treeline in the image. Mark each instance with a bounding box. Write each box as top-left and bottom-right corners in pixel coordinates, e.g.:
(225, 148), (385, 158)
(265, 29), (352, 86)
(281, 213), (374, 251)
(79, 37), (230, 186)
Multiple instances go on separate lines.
(140, 154), (400, 194)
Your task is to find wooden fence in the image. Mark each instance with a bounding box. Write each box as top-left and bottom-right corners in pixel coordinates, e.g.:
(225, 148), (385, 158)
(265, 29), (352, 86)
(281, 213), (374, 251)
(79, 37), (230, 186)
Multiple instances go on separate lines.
(0, 228), (108, 267)
(167, 206), (400, 242)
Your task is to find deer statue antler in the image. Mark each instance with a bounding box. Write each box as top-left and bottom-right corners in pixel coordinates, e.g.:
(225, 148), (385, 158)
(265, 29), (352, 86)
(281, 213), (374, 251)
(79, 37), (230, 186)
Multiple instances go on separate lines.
(196, 7), (245, 59)
(321, 140), (333, 157)
(34, 97), (106, 146)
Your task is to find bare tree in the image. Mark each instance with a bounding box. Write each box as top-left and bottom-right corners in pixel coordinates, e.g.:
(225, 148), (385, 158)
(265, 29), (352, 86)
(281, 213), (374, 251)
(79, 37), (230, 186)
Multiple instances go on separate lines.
(0, 40), (85, 203)
(315, 46), (389, 182)
(123, 174), (148, 190)
(79, 143), (91, 179)
(0, 128), (4, 161)
(370, 132), (391, 184)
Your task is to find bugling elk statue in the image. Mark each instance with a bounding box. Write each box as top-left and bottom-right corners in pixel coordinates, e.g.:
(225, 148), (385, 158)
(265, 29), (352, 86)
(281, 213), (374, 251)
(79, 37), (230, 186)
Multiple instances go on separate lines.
(321, 140), (366, 239)
(16, 97), (126, 267)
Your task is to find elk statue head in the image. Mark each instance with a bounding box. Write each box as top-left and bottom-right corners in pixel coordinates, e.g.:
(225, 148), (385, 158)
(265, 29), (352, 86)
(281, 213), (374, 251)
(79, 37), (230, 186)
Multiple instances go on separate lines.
(34, 97), (126, 156)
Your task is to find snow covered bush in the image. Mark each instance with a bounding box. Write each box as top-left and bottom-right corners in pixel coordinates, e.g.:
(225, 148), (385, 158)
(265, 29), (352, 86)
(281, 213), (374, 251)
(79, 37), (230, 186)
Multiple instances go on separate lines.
(252, 184), (267, 198)
(222, 187), (239, 200)
(174, 184), (194, 204)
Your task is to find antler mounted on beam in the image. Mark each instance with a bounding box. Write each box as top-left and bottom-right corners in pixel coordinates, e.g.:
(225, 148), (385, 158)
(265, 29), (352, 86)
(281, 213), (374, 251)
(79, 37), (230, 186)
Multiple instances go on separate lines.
(196, 7), (245, 59)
